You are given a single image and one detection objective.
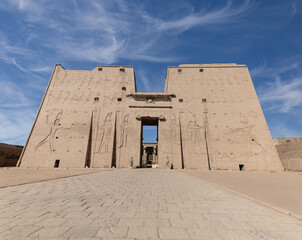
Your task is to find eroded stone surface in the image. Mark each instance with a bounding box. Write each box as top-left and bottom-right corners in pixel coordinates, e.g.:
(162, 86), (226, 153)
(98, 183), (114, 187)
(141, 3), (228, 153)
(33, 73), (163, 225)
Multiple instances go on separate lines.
(0, 169), (302, 239)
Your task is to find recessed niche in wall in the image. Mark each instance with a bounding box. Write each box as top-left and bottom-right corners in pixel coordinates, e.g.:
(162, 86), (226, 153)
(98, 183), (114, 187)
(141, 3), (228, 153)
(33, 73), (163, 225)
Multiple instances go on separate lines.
(122, 87), (126, 91)
(199, 69), (204, 72)
(94, 97), (99, 102)
(202, 99), (207, 102)
(178, 69), (182, 73)
(179, 99), (183, 102)
(117, 98), (122, 101)
(120, 68), (125, 72)
(239, 164), (245, 171)
(98, 67), (102, 71)
(54, 160), (60, 168)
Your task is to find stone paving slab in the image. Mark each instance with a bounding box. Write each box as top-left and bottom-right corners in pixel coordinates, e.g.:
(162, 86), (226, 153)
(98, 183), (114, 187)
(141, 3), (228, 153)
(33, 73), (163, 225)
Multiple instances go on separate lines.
(0, 169), (302, 239)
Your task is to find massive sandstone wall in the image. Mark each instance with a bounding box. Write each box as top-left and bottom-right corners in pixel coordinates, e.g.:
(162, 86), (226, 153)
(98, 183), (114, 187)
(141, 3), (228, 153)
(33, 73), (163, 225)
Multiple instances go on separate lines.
(19, 65), (137, 168)
(165, 64), (282, 171)
(18, 64), (283, 171)
(273, 138), (302, 171)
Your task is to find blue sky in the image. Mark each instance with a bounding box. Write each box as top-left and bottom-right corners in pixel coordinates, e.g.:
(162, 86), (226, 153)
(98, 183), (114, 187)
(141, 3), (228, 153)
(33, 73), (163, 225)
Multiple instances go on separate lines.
(0, 0), (302, 145)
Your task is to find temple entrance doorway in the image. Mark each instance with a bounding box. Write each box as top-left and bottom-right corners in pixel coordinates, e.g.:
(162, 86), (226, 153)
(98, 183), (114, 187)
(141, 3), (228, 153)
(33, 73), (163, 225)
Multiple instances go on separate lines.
(140, 117), (158, 168)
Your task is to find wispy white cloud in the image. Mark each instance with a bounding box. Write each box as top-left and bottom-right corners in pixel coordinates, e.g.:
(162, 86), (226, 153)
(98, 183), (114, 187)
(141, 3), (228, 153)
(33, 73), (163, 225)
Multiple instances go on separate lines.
(154, 0), (254, 33)
(0, 0), (266, 145)
(0, 0), (255, 66)
(255, 62), (302, 113)
(292, 1), (297, 16)
(0, 80), (33, 108)
(0, 108), (36, 145)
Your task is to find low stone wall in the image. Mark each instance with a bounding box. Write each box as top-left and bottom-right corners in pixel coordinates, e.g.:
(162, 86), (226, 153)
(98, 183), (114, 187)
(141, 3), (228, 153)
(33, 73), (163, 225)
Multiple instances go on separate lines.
(0, 143), (23, 167)
(273, 138), (302, 171)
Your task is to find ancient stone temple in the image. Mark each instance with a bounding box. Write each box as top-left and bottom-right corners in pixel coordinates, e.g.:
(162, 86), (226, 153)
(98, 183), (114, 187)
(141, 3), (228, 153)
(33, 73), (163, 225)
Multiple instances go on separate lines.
(18, 64), (283, 171)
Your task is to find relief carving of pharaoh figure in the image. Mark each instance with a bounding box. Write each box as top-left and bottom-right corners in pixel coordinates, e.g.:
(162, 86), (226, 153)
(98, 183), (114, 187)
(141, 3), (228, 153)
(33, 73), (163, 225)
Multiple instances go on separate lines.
(96, 112), (113, 153)
(35, 109), (65, 152)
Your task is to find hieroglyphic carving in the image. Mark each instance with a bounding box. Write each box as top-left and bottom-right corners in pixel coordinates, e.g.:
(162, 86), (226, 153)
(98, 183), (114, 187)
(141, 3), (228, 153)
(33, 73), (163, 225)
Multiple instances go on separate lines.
(55, 91), (64, 104)
(62, 91), (70, 104)
(46, 91), (55, 106)
(86, 74), (94, 88)
(119, 114), (129, 148)
(171, 113), (179, 143)
(103, 95), (116, 107)
(35, 110), (66, 152)
(96, 112), (113, 153)
(85, 91), (92, 104)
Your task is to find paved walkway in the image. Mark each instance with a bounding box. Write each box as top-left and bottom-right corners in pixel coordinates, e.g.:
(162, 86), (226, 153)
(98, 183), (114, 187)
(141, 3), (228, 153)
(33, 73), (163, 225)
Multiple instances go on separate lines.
(0, 169), (302, 240)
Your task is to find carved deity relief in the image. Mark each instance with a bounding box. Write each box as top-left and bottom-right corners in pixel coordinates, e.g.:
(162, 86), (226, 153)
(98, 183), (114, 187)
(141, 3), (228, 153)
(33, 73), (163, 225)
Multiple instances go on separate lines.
(119, 114), (129, 148)
(188, 111), (203, 154)
(231, 112), (265, 152)
(35, 110), (67, 152)
(96, 112), (113, 153)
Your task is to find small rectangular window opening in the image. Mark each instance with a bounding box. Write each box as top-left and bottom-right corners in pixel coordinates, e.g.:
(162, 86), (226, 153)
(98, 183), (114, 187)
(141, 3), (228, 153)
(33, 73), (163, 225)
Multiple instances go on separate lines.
(120, 68), (125, 72)
(202, 99), (207, 102)
(178, 69), (182, 73)
(179, 98), (183, 102)
(117, 98), (122, 101)
(199, 69), (204, 72)
(122, 87), (126, 91)
(94, 97), (99, 102)
(239, 164), (245, 171)
(54, 160), (60, 168)
(98, 67), (102, 71)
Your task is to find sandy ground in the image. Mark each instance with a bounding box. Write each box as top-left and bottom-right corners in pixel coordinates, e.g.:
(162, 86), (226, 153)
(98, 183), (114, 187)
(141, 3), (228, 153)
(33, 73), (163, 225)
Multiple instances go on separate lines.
(0, 167), (111, 188)
(182, 170), (302, 217)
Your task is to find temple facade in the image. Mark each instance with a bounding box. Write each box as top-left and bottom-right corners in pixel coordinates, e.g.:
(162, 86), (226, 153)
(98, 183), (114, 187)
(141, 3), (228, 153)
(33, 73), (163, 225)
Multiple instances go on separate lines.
(18, 64), (283, 171)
